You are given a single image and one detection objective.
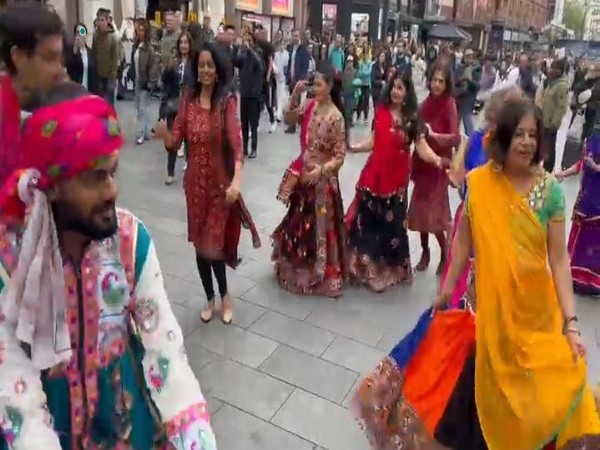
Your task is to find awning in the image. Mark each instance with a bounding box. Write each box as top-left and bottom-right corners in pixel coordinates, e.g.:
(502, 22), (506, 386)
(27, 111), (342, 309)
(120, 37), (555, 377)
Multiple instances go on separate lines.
(428, 23), (472, 42)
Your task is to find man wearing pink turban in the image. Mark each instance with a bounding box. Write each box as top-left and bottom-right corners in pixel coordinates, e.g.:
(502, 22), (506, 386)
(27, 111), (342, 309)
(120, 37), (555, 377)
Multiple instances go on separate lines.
(0, 83), (216, 450)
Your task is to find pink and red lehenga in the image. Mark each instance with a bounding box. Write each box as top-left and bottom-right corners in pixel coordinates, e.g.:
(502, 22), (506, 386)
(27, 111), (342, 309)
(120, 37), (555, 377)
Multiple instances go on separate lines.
(271, 99), (347, 297)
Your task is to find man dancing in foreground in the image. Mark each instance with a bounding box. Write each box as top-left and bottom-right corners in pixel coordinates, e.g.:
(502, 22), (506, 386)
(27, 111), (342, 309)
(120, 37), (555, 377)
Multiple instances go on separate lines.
(0, 83), (216, 449)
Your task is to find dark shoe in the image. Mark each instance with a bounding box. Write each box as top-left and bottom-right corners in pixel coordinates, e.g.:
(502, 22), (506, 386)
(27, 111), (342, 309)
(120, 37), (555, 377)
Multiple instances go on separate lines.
(415, 248), (431, 272)
(249, 149), (257, 159)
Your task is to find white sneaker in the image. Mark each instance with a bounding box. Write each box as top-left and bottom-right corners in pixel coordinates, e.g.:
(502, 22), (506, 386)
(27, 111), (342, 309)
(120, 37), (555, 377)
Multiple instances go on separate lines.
(182, 163), (187, 173)
(269, 123), (277, 134)
(177, 145), (185, 157)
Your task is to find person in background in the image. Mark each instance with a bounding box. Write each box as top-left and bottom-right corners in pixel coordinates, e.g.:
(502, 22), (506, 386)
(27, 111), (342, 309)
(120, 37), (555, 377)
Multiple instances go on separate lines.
(454, 49), (480, 136)
(342, 55), (358, 128)
(541, 58), (569, 172)
(130, 19), (159, 145)
(159, 9), (180, 68)
(517, 53), (537, 99)
(425, 40), (439, 75)
(217, 24), (237, 80)
(329, 34), (345, 73)
(0, 1), (65, 186)
(65, 22), (98, 94)
(236, 31), (264, 158)
(356, 49), (372, 124)
(199, 12), (215, 44)
(370, 50), (389, 108)
(255, 26), (276, 133)
(274, 39), (290, 123)
(285, 29), (310, 134)
(393, 40), (412, 77)
(160, 31), (194, 185)
(91, 8), (119, 106)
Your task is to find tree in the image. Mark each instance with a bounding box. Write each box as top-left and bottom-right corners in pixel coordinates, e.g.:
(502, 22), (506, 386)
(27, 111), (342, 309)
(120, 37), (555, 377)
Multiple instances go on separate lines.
(563, 0), (586, 38)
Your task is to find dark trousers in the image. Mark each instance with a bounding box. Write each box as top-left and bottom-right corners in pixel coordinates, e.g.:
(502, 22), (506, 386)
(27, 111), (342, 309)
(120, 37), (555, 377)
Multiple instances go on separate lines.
(357, 86), (371, 121)
(542, 128), (558, 172)
(286, 83), (297, 132)
(240, 97), (260, 154)
(261, 79), (275, 124)
(98, 78), (115, 107)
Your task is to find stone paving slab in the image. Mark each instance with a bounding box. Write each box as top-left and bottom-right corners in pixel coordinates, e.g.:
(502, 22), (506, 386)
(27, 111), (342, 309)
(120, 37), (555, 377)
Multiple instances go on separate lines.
(113, 95), (599, 450)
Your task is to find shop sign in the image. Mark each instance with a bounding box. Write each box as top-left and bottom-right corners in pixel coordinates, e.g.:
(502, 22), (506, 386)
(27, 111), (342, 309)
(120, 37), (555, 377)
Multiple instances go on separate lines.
(273, 0), (292, 16)
(237, 0), (261, 13)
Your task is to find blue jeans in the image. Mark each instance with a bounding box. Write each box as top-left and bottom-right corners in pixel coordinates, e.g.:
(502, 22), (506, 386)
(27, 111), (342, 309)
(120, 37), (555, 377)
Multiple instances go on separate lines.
(134, 88), (151, 140)
(459, 107), (475, 137)
(98, 78), (115, 107)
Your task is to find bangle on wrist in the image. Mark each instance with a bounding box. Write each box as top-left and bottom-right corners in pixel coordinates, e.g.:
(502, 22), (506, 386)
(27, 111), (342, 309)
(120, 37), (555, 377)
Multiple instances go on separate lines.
(565, 328), (581, 336)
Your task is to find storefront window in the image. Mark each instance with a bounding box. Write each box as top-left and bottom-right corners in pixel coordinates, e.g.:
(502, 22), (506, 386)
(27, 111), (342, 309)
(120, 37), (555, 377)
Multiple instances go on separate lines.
(322, 3), (337, 34)
(241, 12), (272, 37)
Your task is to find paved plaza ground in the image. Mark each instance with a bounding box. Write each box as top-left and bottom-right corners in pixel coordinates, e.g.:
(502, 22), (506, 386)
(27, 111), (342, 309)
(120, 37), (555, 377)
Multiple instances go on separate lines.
(114, 91), (599, 450)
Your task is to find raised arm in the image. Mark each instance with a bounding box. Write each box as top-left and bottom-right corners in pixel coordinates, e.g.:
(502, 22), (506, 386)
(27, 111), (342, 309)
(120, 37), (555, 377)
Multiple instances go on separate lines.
(283, 82), (306, 127)
(131, 222), (216, 450)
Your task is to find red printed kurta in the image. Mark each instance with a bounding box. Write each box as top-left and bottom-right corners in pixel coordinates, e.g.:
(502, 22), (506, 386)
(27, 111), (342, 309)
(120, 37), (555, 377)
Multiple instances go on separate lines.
(169, 96), (243, 259)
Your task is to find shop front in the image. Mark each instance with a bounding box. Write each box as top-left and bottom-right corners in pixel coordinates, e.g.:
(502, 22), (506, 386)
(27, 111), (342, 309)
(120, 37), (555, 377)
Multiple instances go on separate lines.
(236, 0), (295, 40)
(307, 0), (382, 41)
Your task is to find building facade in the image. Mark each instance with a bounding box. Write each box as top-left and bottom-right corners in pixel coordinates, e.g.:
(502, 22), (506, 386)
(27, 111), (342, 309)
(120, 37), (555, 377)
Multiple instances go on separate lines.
(583, 0), (600, 40)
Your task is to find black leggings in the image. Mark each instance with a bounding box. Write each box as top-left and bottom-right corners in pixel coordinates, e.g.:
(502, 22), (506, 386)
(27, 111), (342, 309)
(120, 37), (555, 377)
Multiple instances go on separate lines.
(195, 253), (228, 300)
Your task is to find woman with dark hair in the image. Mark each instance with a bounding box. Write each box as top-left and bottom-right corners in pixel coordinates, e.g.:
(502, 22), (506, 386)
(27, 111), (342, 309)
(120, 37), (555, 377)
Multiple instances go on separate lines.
(370, 50), (389, 107)
(345, 68), (442, 292)
(408, 60), (460, 274)
(65, 22), (98, 93)
(441, 85), (523, 308)
(154, 42), (260, 324)
(160, 30), (194, 185)
(353, 97), (600, 449)
(272, 61), (347, 297)
(130, 19), (159, 145)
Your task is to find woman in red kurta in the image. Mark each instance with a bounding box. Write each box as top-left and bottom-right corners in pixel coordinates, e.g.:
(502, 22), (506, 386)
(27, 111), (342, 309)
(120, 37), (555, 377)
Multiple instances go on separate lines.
(345, 68), (442, 292)
(407, 61), (460, 274)
(155, 43), (260, 325)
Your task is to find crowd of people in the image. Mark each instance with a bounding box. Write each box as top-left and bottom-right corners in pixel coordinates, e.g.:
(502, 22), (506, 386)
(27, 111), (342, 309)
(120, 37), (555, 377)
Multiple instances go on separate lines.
(0, 0), (599, 449)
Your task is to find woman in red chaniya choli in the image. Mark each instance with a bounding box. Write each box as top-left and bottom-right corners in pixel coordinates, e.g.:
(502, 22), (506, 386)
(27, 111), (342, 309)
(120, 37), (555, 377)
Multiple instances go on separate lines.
(407, 62), (460, 274)
(272, 68), (347, 298)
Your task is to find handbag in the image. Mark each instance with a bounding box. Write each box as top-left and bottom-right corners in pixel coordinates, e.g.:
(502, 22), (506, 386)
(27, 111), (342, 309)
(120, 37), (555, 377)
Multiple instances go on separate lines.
(567, 109), (585, 141)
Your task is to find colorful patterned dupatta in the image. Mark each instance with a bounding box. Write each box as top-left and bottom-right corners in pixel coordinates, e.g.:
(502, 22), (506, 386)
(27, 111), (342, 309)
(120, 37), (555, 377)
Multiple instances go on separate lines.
(468, 163), (600, 449)
(276, 99), (317, 204)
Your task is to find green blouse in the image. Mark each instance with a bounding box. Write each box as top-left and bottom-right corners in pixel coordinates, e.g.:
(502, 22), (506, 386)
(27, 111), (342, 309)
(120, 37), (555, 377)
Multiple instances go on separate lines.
(465, 170), (566, 228)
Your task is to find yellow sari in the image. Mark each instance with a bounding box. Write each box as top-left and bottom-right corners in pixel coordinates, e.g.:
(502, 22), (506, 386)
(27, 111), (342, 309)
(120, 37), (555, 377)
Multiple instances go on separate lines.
(468, 162), (600, 450)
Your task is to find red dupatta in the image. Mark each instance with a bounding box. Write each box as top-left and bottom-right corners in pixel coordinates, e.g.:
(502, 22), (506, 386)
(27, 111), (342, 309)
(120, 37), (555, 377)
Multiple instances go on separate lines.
(276, 99), (318, 204)
(0, 75), (22, 187)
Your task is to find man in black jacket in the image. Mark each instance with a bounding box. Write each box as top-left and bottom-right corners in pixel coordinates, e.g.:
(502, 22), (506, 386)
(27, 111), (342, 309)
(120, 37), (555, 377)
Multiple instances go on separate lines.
(235, 32), (264, 159)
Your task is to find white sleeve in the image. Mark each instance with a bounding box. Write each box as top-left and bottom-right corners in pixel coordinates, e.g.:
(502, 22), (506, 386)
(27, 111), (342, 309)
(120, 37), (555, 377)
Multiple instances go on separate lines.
(132, 239), (216, 450)
(0, 320), (61, 449)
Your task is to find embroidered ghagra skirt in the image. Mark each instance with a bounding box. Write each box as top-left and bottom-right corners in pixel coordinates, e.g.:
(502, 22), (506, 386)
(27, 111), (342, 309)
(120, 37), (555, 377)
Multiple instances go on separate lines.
(345, 189), (412, 292)
(351, 308), (600, 450)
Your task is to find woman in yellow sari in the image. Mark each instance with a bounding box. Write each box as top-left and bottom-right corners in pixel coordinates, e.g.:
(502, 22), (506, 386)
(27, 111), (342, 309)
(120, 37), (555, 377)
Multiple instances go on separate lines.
(440, 96), (600, 449)
(351, 97), (600, 450)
